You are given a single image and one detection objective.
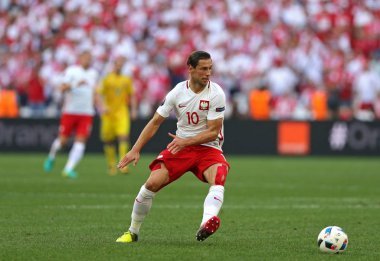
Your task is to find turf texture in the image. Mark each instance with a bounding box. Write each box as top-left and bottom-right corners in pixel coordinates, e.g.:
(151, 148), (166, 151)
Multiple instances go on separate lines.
(0, 154), (379, 260)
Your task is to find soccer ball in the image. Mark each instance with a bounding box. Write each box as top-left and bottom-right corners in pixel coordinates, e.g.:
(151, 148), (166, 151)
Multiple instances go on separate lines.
(317, 226), (348, 253)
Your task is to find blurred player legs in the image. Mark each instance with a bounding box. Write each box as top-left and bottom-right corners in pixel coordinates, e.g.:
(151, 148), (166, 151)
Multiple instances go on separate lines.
(101, 111), (131, 175)
(44, 114), (92, 179)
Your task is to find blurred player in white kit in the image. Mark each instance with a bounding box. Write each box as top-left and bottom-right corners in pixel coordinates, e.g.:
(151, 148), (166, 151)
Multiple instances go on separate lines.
(43, 50), (98, 179)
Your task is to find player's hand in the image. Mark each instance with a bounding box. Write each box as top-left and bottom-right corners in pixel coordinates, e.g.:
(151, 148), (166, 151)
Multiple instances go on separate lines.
(167, 133), (187, 154)
(131, 109), (138, 120)
(77, 80), (88, 86)
(100, 106), (110, 115)
(117, 150), (140, 169)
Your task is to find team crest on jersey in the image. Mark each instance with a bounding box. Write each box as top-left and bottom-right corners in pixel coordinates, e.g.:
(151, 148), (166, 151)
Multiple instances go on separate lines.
(199, 100), (209, 110)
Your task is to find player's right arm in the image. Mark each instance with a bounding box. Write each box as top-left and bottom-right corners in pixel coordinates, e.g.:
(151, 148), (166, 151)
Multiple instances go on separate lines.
(60, 66), (74, 92)
(118, 88), (176, 168)
(117, 112), (165, 168)
(60, 83), (72, 92)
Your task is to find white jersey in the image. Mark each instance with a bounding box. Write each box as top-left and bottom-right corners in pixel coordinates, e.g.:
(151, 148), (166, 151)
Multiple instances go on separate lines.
(157, 80), (226, 151)
(61, 65), (98, 115)
(353, 70), (380, 103)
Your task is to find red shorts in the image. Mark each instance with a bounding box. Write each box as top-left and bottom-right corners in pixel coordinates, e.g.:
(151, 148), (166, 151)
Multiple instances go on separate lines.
(149, 145), (230, 186)
(359, 102), (374, 111)
(59, 114), (93, 139)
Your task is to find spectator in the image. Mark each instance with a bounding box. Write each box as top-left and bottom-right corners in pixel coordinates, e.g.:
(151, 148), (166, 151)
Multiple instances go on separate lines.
(248, 85), (271, 120)
(271, 90), (297, 120)
(1, 0), (380, 121)
(0, 84), (19, 118)
(352, 59), (380, 120)
(264, 56), (298, 98)
(310, 86), (328, 121)
(27, 61), (45, 118)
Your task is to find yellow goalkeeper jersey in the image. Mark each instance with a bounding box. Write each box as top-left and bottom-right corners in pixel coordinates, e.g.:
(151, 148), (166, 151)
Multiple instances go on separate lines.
(98, 72), (134, 114)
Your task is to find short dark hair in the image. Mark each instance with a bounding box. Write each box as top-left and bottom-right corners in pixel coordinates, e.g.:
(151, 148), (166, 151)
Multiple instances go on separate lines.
(186, 51), (211, 68)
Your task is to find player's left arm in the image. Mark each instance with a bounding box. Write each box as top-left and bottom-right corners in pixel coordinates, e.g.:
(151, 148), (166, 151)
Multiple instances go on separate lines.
(167, 117), (223, 154)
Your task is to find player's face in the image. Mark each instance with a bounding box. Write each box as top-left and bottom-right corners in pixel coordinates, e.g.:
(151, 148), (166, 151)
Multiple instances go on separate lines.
(114, 57), (125, 73)
(80, 52), (92, 69)
(190, 59), (212, 86)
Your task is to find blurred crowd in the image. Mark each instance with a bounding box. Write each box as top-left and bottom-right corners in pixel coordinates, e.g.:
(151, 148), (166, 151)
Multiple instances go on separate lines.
(1, 0), (380, 120)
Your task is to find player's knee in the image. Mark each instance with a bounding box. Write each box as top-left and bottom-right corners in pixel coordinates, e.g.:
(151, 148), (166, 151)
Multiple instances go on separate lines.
(103, 140), (114, 145)
(214, 164), (228, 186)
(145, 163), (161, 192)
(117, 135), (128, 142)
(59, 137), (68, 147)
(75, 136), (87, 143)
(144, 181), (161, 193)
(145, 163), (169, 192)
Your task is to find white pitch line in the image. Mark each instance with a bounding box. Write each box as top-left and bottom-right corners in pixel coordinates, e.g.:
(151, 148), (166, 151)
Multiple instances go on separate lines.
(43, 203), (380, 210)
(5, 192), (379, 203)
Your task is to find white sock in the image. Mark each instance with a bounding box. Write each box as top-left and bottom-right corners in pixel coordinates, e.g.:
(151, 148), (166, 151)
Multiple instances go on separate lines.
(64, 142), (85, 172)
(48, 138), (61, 159)
(201, 185), (224, 225)
(129, 185), (156, 235)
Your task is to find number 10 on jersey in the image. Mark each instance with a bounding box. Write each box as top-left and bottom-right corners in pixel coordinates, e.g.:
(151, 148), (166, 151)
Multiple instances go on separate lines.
(186, 112), (199, 124)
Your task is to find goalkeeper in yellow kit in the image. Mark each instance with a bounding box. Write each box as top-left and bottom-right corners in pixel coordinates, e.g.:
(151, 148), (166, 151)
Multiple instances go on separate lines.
(97, 57), (137, 175)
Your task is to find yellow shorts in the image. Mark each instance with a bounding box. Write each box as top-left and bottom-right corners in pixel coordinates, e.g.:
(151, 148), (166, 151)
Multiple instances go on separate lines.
(100, 111), (130, 142)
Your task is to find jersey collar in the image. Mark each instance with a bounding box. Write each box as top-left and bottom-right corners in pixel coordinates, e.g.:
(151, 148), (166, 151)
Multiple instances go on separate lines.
(186, 80), (210, 89)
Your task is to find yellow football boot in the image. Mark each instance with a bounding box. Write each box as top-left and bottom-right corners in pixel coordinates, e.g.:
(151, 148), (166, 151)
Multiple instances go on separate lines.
(116, 231), (138, 243)
(119, 166), (129, 174)
(108, 166), (117, 176)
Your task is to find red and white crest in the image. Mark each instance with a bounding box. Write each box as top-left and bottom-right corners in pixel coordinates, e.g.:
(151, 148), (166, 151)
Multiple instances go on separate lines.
(199, 100), (209, 110)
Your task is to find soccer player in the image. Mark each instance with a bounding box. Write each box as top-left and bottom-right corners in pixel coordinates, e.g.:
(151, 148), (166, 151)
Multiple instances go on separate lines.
(43, 50), (98, 179)
(96, 56), (137, 175)
(115, 51), (229, 243)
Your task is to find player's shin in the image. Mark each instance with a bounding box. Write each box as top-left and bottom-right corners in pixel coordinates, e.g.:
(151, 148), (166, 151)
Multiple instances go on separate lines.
(118, 140), (130, 173)
(104, 144), (117, 174)
(48, 138), (62, 159)
(201, 185), (224, 225)
(44, 138), (62, 172)
(118, 140), (129, 159)
(64, 141), (85, 172)
(129, 185), (156, 235)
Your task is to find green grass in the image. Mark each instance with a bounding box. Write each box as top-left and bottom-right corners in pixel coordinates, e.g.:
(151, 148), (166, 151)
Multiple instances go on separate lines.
(1, 154), (380, 260)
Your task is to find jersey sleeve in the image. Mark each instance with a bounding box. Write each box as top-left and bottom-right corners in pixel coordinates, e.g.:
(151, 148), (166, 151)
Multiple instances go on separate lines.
(156, 89), (176, 118)
(61, 67), (75, 85)
(207, 90), (226, 120)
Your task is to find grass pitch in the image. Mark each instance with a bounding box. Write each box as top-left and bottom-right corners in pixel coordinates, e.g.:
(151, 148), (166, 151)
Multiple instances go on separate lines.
(0, 153), (379, 260)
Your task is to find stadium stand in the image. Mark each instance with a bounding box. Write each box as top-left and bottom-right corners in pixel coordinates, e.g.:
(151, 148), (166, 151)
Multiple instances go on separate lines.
(0, 0), (380, 120)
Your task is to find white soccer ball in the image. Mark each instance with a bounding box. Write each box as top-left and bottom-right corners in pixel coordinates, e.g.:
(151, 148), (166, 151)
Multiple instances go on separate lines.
(317, 226), (348, 253)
